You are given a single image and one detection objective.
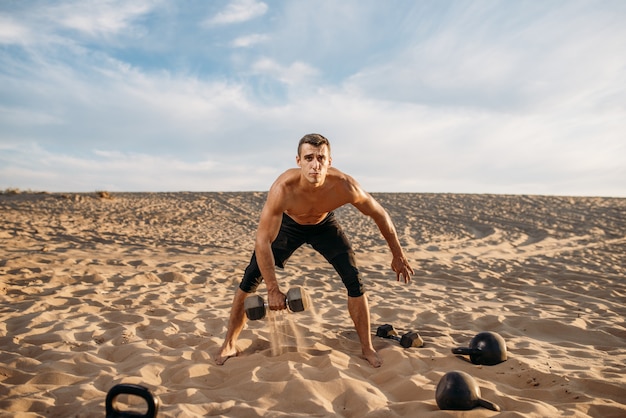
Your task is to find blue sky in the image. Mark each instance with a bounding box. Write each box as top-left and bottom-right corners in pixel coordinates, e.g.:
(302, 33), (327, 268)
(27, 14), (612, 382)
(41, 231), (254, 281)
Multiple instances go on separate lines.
(1, 0), (624, 196)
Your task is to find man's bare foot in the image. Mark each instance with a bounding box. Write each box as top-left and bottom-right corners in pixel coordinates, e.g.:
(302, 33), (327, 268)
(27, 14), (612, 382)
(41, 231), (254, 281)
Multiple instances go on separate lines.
(215, 344), (238, 366)
(363, 348), (382, 368)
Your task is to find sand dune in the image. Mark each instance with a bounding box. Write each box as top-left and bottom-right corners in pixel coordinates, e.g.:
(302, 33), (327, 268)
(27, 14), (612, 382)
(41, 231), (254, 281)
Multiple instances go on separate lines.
(1, 192), (625, 417)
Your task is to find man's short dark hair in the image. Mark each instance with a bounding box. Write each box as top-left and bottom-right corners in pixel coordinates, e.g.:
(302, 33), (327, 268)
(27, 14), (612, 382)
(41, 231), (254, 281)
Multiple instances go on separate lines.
(298, 133), (331, 157)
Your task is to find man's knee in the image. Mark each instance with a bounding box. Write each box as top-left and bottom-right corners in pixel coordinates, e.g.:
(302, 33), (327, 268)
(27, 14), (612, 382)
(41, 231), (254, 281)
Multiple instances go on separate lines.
(238, 280), (259, 294)
(239, 257), (263, 293)
(330, 252), (364, 297)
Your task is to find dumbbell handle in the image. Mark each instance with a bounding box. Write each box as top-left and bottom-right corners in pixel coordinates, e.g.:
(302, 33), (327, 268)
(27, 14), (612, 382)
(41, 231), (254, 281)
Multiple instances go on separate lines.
(382, 334), (402, 343)
(262, 295), (296, 311)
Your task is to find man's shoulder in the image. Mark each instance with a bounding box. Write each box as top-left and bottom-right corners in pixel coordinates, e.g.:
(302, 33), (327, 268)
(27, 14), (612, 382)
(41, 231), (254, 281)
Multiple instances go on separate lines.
(266, 169), (300, 201)
(272, 169), (300, 189)
(328, 168), (369, 203)
(328, 167), (359, 188)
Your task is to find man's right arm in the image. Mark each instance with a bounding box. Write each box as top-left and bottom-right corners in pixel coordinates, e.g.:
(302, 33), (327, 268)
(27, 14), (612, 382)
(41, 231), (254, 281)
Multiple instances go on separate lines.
(254, 184), (288, 310)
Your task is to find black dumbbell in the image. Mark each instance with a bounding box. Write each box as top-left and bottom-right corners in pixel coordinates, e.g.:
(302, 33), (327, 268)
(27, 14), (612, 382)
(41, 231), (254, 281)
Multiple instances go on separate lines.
(376, 324), (424, 348)
(244, 287), (310, 321)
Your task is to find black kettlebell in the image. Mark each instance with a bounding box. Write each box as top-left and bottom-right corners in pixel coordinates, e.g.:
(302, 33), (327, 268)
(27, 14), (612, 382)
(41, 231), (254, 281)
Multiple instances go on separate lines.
(106, 384), (159, 418)
(452, 331), (507, 365)
(436, 370), (500, 411)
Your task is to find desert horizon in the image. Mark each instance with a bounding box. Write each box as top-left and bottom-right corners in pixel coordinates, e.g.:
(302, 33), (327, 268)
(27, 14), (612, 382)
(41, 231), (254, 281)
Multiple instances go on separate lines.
(1, 191), (625, 417)
(4, 188), (626, 198)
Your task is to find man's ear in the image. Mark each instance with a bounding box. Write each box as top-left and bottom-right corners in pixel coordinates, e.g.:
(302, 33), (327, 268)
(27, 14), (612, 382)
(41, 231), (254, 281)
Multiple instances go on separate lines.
(296, 155), (301, 167)
(328, 156), (332, 166)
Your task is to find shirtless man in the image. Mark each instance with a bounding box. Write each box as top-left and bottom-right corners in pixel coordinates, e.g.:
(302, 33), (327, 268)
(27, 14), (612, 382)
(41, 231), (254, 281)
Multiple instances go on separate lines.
(215, 133), (414, 367)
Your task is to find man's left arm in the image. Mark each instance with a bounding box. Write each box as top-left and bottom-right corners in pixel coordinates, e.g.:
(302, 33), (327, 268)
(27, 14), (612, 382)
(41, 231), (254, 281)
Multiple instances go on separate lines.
(352, 190), (414, 283)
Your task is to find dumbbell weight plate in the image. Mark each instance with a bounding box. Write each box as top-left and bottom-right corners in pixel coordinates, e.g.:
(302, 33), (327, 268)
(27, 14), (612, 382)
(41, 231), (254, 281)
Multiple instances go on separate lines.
(244, 294), (266, 320)
(400, 331), (424, 348)
(376, 324), (398, 338)
(286, 287), (310, 313)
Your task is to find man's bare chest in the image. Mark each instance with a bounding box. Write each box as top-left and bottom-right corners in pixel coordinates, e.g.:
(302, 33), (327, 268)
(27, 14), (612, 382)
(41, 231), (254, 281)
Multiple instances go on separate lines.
(284, 195), (347, 225)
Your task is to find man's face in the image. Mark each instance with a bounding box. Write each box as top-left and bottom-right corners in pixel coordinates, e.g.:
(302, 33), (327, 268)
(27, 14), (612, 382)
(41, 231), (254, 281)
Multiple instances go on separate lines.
(296, 144), (332, 186)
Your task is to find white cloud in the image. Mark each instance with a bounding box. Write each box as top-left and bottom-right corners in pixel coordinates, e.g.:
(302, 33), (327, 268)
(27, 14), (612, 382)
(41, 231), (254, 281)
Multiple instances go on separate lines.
(343, 3), (626, 115)
(204, 0), (268, 26)
(0, 16), (32, 44)
(2, 77), (624, 195)
(51, 0), (155, 37)
(231, 33), (270, 48)
(1, 1), (625, 196)
(0, 143), (282, 192)
(0, 0), (156, 48)
(0, 106), (63, 126)
(251, 58), (319, 86)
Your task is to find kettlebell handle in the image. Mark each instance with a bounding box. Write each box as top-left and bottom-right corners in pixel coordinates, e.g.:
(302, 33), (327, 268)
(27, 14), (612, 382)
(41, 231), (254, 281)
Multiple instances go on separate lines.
(478, 398), (501, 411)
(106, 384), (159, 418)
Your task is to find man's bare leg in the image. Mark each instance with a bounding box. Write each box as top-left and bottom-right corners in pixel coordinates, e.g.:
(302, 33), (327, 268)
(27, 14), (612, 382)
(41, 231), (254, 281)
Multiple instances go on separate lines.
(348, 294), (382, 368)
(215, 287), (248, 365)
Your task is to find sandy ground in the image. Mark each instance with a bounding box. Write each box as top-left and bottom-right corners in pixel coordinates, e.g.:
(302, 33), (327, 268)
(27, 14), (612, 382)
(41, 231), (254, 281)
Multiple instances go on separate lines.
(0, 191), (624, 417)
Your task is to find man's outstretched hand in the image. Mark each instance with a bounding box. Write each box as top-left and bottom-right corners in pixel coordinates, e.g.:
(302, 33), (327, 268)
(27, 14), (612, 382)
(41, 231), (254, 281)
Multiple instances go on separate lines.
(392, 255), (414, 283)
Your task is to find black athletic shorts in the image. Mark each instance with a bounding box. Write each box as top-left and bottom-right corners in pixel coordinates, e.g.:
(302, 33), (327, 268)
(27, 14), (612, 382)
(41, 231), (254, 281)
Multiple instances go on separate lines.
(239, 211), (365, 297)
